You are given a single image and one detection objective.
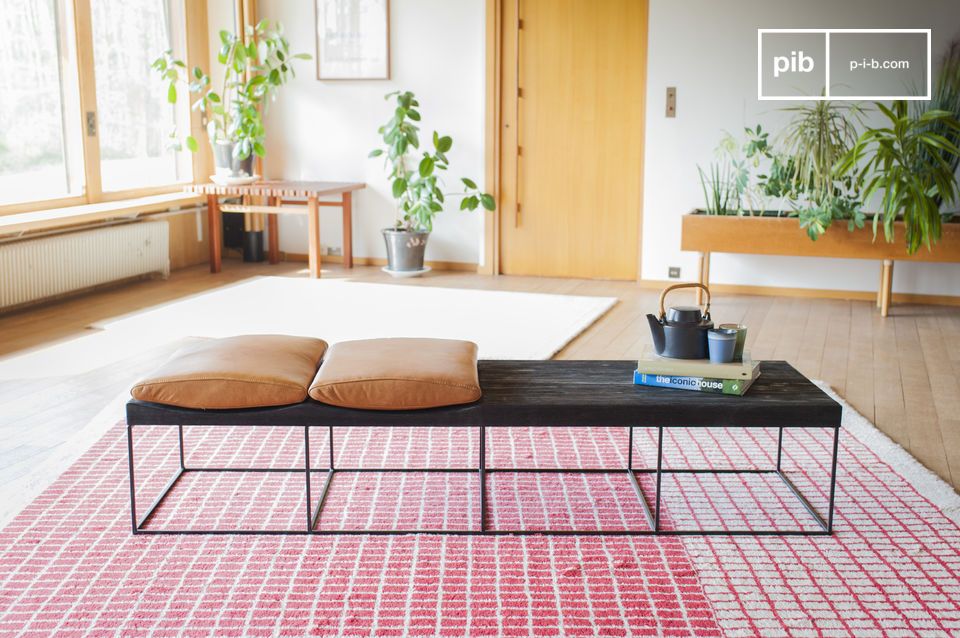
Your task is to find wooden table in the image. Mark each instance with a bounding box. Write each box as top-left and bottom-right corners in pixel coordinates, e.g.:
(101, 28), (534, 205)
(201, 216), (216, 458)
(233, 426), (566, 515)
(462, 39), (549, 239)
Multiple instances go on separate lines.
(127, 360), (841, 536)
(188, 181), (365, 278)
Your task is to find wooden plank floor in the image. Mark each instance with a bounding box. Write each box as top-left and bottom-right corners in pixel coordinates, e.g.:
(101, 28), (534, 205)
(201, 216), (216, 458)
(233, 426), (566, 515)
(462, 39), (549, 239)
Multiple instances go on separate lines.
(1, 260), (959, 493)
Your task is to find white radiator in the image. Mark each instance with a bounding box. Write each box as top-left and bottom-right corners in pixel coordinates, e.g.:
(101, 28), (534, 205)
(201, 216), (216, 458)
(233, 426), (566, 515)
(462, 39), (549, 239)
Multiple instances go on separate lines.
(0, 221), (169, 310)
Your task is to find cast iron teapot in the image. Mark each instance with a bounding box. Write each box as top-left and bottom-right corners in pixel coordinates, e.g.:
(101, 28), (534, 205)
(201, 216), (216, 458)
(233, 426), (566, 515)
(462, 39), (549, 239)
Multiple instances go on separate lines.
(646, 283), (713, 359)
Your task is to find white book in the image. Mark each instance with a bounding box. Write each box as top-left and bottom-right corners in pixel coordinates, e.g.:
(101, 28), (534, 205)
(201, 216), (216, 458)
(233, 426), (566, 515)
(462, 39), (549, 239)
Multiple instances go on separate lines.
(636, 347), (758, 380)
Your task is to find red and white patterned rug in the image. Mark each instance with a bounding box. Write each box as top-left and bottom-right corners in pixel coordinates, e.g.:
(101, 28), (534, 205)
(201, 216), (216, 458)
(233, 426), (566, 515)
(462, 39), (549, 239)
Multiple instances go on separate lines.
(1, 392), (959, 637)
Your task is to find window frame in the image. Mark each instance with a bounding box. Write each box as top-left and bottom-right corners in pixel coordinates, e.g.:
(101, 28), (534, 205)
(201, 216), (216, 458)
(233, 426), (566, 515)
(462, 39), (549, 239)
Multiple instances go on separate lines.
(0, 0), (211, 216)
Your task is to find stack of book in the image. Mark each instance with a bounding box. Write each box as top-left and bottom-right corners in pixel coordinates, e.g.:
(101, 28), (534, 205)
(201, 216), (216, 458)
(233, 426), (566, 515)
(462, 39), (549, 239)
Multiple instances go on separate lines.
(633, 350), (760, 396)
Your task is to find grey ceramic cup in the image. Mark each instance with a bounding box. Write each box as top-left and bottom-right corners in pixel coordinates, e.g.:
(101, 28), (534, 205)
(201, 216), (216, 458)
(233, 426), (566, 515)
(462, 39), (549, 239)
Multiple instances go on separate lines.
(719, 323), (747, 362)
(708, 329), (737, 364)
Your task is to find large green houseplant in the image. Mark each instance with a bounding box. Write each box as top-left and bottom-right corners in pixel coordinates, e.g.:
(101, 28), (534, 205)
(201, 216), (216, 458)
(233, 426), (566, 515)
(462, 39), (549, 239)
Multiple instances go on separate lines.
(838, 101), (960, 254)
(370, 90), (495, 274)
(153, 20), (309, 178)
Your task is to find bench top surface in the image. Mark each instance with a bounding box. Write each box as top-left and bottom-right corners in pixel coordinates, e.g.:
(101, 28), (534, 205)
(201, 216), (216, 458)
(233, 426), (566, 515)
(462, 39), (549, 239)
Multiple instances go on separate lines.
(126, 360), (841, 428)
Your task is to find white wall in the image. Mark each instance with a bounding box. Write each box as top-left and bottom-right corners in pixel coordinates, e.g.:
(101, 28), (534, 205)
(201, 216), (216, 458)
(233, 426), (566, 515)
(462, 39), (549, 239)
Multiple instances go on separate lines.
(643, 0), (960, 296)
(250, 0), (486, 265)
(213, 0), (960, 294)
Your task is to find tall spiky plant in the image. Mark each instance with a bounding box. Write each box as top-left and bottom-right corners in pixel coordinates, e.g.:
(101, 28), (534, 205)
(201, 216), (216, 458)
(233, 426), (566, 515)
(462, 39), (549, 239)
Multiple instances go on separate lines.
(778, 100), (864, 204)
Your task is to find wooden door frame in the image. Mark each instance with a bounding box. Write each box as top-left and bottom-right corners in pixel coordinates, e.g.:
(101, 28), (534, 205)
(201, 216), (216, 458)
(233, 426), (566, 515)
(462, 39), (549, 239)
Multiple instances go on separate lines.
(480, 0), (648, 279)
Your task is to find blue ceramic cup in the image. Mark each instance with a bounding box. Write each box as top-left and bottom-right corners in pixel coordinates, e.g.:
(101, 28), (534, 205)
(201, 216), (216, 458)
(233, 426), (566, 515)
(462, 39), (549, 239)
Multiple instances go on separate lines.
(708, 328), (738, 364)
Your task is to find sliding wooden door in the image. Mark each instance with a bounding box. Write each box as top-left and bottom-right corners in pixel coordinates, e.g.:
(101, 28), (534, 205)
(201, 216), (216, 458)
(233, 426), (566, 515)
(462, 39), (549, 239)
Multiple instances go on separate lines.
(497, 0), (647, 279)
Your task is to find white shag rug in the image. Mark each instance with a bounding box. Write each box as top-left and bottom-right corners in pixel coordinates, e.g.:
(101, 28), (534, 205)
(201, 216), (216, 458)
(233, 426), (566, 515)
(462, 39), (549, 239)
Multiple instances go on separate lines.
(0, 277), (618, 380)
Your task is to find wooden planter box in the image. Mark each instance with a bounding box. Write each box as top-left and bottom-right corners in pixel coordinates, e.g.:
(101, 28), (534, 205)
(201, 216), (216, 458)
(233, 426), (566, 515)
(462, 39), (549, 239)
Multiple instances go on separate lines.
(680, 210), (960, 316)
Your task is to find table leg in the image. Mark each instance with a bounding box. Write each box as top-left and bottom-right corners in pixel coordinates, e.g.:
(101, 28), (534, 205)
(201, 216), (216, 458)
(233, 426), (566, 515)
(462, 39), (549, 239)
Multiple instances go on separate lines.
(304, 425), (312, 532)
(880, 259), (894, 318)
(267, 196), (280, 265)
(342, 192), (353, 268)
(776, 426), (784, 470)
(479, 425), (486, 532)
(307, 195), (321, 278)
(827, 426), (840, 533)
(876, 262), (883, 309)
(696, 252), (710, 305)
(126, 425), (138, 534)
(206, 195), (222, 274)
(654, 426), (663, 532)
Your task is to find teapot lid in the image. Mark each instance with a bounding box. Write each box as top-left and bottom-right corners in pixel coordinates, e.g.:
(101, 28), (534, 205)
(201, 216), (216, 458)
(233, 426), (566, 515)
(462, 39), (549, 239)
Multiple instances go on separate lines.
(665, 305), (704, 324)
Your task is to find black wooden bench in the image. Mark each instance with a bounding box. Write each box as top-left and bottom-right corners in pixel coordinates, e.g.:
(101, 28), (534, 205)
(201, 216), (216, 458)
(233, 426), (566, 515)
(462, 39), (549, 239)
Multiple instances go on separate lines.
(126, 360), (842, 536)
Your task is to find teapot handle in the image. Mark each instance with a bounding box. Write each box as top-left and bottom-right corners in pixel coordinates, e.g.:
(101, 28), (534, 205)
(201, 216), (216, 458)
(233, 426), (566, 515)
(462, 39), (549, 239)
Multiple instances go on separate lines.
(659, 283), (711, 320)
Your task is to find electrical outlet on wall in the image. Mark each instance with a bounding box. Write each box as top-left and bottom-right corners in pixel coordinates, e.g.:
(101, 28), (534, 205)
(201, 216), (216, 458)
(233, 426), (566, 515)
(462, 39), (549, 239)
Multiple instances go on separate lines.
(668, 266), (681, 279)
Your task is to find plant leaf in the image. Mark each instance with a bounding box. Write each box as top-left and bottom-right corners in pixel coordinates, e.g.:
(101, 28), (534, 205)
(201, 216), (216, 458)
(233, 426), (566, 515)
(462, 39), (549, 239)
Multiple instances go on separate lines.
(419, 156), (434, 177)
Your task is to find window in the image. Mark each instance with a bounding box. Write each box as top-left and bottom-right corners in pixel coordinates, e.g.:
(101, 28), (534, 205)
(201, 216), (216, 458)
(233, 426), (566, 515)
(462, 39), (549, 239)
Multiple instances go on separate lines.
(0, 1), (83, 205)
(91, 0), (187, 192)
(0, 0), (194, 211)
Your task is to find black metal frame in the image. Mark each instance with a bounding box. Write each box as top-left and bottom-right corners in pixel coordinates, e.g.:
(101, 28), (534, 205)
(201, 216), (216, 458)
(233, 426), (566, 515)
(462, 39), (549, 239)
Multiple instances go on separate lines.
(128, 423), (839, 536)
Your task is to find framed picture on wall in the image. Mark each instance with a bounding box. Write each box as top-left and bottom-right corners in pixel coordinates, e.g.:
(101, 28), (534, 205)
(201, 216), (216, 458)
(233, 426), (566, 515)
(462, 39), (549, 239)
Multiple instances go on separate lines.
(316, 0), (390, 80)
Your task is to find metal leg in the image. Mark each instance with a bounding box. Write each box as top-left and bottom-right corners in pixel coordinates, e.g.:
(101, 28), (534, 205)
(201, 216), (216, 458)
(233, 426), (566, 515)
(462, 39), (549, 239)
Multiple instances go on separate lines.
(776, 426), (783, 471)
(626, 424), (657, 531)
(178, 425), (185, 470)
(135, 468), (185, 531)
(626, 472), (655, 531)
(774, 425), (840, 534)
(312, 425), (337, 531)
(304, 426), (312, 532)
(127, 425), (138, 534)
(313, 471), (334, 530)
(827, 426), (840, 532)
(127, 422), (187, 532)
(328, 425), (335, 469)
(479, 425), (487, 532)
(125, 423), (839, 536)
(654, 426), (664, 532)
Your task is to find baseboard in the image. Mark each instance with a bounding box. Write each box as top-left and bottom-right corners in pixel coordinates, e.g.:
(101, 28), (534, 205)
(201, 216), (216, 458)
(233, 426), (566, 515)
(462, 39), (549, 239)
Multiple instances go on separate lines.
(639, 279), (960, 307)
(281, 252), (479, 273)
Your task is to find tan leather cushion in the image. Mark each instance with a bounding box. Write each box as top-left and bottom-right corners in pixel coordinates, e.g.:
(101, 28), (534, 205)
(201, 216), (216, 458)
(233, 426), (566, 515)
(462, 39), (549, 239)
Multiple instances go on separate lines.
(308, 338), (481, 410)
(131, 335), (328, 409)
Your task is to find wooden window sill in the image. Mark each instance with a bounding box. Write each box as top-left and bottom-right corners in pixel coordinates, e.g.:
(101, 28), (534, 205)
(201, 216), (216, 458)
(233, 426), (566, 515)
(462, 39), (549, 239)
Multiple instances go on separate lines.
(0, 192), (204, 236)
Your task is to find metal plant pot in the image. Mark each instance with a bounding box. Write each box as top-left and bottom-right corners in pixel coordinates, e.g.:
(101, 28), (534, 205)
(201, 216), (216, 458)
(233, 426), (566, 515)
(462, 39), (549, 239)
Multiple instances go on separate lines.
(212, 141), (254, 178)
(382, 228), (429, 272)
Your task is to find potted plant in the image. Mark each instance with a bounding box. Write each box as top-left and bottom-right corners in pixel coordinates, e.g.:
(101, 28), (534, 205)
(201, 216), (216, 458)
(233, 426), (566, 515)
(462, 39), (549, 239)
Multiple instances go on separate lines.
(696, 100), (866, 240)
(369, 90), (495, 275)
(838, 101), (960, 254)
(152, 20), (310, 180)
